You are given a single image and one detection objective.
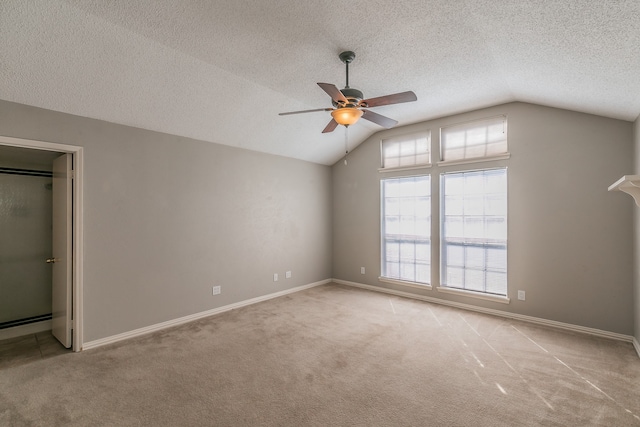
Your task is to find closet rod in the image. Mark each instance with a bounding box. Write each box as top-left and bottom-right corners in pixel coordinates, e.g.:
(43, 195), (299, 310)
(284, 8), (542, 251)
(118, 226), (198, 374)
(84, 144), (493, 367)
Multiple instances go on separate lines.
(0, 313), (53, 330)
(0, 167), (52, 177)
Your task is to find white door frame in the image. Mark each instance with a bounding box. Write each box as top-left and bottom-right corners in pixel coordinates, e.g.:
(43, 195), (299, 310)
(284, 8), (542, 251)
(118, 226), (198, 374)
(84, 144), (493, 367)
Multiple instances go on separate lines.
(0, 135), (84, 352)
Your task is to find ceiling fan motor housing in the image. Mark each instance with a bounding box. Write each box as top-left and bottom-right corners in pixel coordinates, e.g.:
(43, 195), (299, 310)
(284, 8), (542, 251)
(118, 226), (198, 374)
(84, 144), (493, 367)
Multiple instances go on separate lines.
(333, 87), (364, 108)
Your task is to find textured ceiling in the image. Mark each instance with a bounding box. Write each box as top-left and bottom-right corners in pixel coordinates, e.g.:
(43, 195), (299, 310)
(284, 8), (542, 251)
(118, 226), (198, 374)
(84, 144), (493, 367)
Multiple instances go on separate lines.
(1, 1), (640, 165)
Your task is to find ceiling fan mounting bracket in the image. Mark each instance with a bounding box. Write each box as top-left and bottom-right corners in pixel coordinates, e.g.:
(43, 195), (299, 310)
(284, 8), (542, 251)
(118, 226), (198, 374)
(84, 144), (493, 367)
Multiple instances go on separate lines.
(339, 51), (356, 64)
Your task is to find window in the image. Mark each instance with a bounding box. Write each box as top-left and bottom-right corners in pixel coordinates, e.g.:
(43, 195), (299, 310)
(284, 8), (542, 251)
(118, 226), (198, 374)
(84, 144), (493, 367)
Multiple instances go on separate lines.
(440, 116), (507, 162)
(441, 169), (507, 296)
(381, 175), (431, 285)
(378, 116), (509, 301)
(381, 131), (431, 169)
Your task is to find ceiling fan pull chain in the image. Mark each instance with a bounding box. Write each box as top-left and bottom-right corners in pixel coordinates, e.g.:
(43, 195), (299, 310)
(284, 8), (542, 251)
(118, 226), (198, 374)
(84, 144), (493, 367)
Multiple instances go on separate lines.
(344, 126), (349, 165)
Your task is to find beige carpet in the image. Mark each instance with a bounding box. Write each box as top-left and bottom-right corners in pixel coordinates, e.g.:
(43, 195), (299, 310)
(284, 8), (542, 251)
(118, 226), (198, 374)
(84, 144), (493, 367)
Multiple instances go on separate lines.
(1, 283), (639, 426)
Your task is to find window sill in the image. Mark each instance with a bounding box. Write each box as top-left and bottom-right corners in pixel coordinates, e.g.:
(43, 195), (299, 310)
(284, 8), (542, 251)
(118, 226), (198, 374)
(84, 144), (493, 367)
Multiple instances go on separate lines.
(378, 164), (432, 173)
(437, 153), (510, 168)
(436, 286), (510, 304)
(378, 277), (432, 290)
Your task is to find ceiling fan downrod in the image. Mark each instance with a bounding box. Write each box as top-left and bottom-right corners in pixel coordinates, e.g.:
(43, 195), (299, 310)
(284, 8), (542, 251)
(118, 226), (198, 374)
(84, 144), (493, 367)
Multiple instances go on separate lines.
(339, 51), (356, 89)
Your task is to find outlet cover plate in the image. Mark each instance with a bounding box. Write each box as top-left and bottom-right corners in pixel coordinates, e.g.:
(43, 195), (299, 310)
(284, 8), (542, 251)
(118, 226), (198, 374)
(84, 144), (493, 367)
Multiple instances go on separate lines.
(213, 286), (221, 295)
(517, 290), (525, 301)
(273, 273), (278, 282)
(285, 271), (291, 279)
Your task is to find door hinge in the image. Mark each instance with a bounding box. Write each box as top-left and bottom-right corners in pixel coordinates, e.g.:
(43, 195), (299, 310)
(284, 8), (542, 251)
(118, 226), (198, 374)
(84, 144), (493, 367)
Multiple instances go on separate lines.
(70, 170), (75, 179)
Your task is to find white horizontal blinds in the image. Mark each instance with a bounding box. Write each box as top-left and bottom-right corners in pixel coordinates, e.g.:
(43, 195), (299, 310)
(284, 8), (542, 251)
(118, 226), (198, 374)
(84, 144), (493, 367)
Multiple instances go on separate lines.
(381, 175), (431, 285)
(441, 168), (507, 295)
(441, 116), (507, 162)
(381, 132), (431, 169)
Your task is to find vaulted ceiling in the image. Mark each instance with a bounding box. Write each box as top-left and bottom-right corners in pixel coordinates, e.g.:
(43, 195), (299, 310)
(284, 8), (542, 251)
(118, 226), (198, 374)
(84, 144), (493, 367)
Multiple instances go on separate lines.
(2, 1), (640, 165)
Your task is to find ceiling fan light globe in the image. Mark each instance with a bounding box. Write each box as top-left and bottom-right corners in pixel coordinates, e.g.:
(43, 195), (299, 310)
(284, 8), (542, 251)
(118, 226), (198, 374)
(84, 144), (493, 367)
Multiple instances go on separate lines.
(331, 107), (363, 126)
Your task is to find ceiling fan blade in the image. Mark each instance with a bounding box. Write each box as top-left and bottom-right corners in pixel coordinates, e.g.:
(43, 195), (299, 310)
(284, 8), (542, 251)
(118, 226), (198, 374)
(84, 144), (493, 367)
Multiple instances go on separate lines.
(279, 107), (333, 116)
(361, 91), (417, 108)
(322, 119), (339, 133)
(362, 110), (398, 129)
(317, 83), (348, 104)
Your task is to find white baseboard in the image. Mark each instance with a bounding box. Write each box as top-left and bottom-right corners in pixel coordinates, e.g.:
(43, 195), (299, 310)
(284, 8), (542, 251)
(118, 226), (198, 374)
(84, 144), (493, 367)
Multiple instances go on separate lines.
(333, 279), (636, 345)
(82, 279), (331, 351)
(0, 320), (52, 341)
(80, 278), (640, 360)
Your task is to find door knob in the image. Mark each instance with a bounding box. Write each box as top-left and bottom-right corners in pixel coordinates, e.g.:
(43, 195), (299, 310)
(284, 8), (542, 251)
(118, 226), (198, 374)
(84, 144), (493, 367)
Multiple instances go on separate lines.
(46, 258), (59, 264)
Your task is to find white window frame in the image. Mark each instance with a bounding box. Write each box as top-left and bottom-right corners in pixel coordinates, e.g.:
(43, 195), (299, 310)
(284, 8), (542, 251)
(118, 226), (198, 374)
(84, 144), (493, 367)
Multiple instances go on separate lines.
(438, 115), (509, 166)
(379, 175), (432, 289)
(438, 167), (508, 302)
(379, 131), (432, 172)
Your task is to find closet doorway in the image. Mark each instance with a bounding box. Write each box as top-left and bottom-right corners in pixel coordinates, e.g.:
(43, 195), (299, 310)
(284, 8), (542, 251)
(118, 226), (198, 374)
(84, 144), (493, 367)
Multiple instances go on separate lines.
(0, 136), (83, 352)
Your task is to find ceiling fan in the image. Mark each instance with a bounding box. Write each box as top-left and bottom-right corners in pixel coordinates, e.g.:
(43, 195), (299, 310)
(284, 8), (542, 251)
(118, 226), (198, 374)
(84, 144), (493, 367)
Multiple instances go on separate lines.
(279, 51), (417, 133)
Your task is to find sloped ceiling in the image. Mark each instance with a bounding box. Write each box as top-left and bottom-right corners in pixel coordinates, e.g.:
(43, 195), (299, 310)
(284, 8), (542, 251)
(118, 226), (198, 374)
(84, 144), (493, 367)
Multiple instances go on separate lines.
(1, 0), (640, 165)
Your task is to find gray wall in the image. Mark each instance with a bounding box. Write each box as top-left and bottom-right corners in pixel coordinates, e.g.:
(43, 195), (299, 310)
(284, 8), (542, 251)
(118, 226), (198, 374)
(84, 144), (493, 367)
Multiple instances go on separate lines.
(333, 102), (634, 335)
(0, 99), (333, 343)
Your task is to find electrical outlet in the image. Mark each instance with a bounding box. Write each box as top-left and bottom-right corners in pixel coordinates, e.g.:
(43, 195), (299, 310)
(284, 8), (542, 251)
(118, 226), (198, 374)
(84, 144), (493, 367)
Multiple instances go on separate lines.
(285, 271), (291, 279)
(273, 273), (278, 282)
(212, 286), (221, 295)
(361, 267), (365, 274)
(517, 290), (525, 301)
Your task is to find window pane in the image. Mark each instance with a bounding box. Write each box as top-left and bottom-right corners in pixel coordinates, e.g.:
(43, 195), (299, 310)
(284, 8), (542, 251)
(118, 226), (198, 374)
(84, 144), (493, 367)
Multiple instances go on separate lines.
(381, 175), (431, 285)
(466, 246), (485, 269)
(444, 216), (463, 239)
(386, 241), (400, 262)
(486, 271), (507, 294)
(385, 198), (400, 215)
(464, 217), (484, 239)
(445, 196), (463, 215)
(486, 217), (507, 240)
(399, 198), (415, 216)
(385, 216), (399, 235)
(487, 247), (506, 270)
(400, 242), (416, 261)
(382, 132), (431, 169)
(416, 263), (430, 284)
(465, 269), (485, 291)
(441, 169), (507, 296)
(464, 195), (484, 215)
(441, 116), (507, 162)
(445, 174), (464, 195)
(400, 262), (415, 282)
(384, 180), (401, 197)
(446, 267), (464, 287)
(415, 196), (430, 214)
(415, 217), (430, 237)
(384, 141), (400, 158)
(416, 243), (430, 262)
(386, 262), (399, 278)
(485, 195), (506, 215)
